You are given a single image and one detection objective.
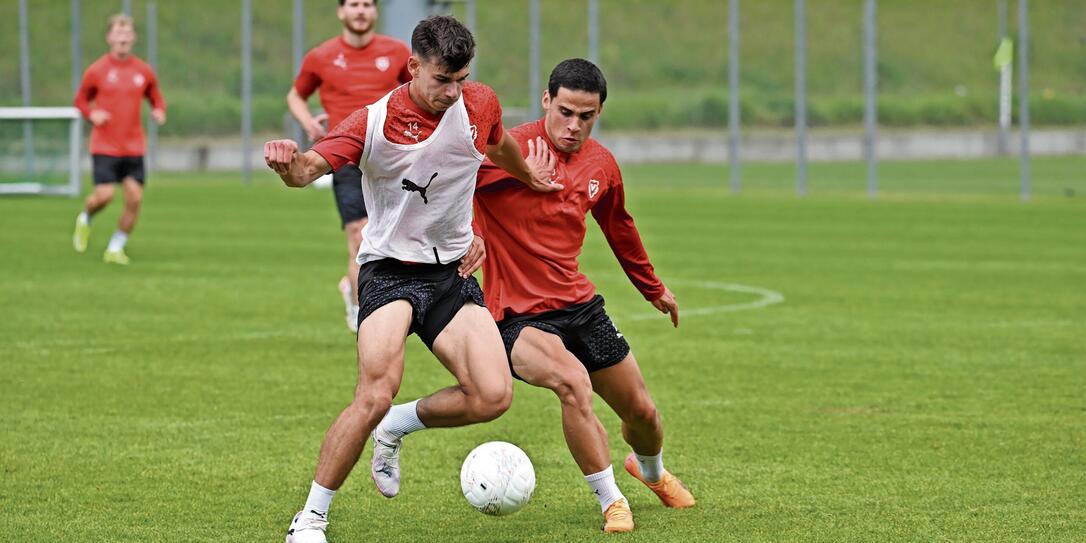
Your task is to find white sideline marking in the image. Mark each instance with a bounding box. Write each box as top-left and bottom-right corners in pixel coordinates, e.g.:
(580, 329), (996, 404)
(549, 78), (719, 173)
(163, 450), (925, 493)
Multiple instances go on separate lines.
(620, 279), (784, 322)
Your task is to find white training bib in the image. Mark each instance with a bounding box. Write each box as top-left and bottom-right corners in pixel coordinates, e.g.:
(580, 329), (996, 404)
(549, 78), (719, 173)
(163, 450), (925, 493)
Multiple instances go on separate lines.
(355, 87), (486, 265)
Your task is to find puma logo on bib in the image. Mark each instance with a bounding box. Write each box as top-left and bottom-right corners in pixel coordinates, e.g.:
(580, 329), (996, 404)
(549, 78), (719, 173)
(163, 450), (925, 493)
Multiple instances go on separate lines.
(402, 172), (439, 204)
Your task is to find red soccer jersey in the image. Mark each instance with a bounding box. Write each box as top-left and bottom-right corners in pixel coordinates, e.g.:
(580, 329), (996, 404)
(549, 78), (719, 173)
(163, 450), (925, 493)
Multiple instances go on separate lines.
(74, 54), (165, 157)
(311, 81), (504, 171)
(293, 34), (412, 129)
(474, 119), (665, 322)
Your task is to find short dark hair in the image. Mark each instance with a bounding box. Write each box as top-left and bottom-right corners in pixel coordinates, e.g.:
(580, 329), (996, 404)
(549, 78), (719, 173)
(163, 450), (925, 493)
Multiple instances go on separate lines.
(338, 0), (378, 6)
(548, 59), (607, 104)
(411, 16), (475, 72)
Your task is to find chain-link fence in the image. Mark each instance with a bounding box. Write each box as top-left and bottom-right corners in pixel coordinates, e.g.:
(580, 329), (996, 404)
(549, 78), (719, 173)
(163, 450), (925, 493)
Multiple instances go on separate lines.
(2, 0), (1083, 196)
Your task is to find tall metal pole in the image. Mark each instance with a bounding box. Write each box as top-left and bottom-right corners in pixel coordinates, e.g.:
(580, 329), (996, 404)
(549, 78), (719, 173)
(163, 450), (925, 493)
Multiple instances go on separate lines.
(72, 0), (82, 96)
(728, 0), (740, 194)
(997, 0), (1010, 155)
(292, 0), (305, 142)
(588, 0), (599, 65)
(529, 0), (541, 120)
(146, 2), (158, 174)
(242, 0), (253, 184)
(863, 0), (877, 197)
(122, 0), (131, 15)
(466, 0), (476, 79)
(1018, 0), (1030, 201)
(795, 0), (807, 196)
(19, 0), (34, 178)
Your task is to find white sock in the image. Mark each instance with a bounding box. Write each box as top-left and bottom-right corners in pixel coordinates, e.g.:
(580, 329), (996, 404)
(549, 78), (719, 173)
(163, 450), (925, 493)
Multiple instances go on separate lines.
(635, 450), (665, 483)
(77, 211), (90, 224)
(107, 230), (128, 252)
(381, 399), (426, 438)
(585, 465), (624, 511)
(302, 481), (336, 516)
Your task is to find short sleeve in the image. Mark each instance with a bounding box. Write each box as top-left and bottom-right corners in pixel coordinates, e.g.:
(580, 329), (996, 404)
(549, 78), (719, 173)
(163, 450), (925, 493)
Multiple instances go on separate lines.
(312, 107), (368, 171)
(293, 52), (321, 99)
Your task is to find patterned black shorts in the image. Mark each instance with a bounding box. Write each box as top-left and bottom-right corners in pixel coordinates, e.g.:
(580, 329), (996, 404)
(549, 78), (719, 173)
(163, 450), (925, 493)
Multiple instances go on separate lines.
(356, 258), (485, 349)
(497, 295), (630, 380)
(332, 164), (367, 227)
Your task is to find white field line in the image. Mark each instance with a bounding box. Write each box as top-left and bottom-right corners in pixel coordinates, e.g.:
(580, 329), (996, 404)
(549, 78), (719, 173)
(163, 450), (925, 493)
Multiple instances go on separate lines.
(619, 279), (784, 322)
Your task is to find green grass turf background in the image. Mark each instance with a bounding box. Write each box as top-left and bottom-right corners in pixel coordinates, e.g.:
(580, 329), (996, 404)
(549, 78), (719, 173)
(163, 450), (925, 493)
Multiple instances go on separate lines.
(2, 157), (1084, 541)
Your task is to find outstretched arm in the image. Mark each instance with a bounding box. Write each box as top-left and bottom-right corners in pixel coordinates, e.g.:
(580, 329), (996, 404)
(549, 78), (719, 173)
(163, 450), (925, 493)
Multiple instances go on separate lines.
(592, 178), (677, 327)
(485, 133), (563, 192)
(264, 139), (331, 187)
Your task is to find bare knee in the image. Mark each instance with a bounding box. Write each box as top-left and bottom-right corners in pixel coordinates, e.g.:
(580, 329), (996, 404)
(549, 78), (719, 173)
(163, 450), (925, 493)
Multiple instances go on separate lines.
(466, 382), (512, 423)
(124, 192), (143, 211)
(551, 369), (594, 413)
(623, 397), (661, 430)
(351, 380), (397, 427)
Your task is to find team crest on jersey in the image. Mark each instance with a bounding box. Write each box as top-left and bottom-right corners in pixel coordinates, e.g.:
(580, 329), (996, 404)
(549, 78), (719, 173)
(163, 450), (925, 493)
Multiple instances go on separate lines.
(333, 52), (348, 70)
(375, 56), (391, 72)
(133, 73), (145, 87)
(588, 179), (600, 199)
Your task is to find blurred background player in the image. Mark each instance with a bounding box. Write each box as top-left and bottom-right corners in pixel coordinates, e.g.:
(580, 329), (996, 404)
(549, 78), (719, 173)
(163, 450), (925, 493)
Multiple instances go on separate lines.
(471, 59), (694, 533)
(288, 0), (411, 331)
(72, 13), (166, 265)
(265, 16), (560, 543)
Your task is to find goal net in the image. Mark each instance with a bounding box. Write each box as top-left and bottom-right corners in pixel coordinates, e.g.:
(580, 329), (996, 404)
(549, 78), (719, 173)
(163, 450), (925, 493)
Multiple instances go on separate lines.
(0, 107), (82, 197)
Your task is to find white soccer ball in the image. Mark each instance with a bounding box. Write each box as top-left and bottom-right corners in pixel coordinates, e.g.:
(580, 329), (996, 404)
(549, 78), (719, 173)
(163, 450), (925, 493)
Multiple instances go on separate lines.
(460, 441), (536, 516)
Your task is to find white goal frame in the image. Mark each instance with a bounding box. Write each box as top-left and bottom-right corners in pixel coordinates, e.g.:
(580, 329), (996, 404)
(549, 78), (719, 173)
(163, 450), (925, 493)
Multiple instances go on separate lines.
(0, 107), (82, 197)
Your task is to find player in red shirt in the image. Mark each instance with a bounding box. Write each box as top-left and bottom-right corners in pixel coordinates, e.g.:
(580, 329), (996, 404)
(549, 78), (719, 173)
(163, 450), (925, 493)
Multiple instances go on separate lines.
(265, 17), (560, 543)
(71, 14), (166, 265)
(474, 59), (695, 533)
(287, 0), (411, 332)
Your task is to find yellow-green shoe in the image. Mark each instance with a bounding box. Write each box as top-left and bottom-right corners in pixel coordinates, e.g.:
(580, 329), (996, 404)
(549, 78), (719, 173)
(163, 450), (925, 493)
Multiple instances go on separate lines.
(103, 249), (130, 265)
(73, 215), (90, 253)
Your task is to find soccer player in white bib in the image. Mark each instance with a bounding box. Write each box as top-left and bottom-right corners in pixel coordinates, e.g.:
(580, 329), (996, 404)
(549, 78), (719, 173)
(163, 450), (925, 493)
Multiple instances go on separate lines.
(264, 16), (561, 543)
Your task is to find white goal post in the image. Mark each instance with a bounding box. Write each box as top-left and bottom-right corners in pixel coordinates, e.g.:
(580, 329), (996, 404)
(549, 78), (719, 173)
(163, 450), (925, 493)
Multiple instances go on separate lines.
(0, 107), (82, 197)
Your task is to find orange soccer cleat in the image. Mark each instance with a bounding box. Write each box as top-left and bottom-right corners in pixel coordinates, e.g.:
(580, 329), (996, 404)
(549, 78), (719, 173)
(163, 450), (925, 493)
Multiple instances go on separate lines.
(602, 498), (634, 533)
(623, 453), (696, 509)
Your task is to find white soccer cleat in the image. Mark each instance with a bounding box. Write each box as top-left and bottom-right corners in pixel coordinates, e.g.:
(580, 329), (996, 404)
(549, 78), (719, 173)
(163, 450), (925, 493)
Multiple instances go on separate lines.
(370, 427), (402, 498)
(338, 277), (359, 333)
(285, 510), (328, 543)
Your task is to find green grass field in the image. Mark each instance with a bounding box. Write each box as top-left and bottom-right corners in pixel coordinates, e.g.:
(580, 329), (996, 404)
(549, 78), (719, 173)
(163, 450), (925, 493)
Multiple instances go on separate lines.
(2, 158), (1085, 542)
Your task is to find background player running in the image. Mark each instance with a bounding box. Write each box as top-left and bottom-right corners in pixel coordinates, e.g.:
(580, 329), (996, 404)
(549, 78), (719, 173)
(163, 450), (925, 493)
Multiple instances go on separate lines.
(287, 0), (411, 331)
(72, 13), (166, 265)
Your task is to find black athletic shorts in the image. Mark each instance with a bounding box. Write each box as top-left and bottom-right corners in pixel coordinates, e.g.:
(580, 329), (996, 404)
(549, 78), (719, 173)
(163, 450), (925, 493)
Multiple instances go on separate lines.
(356, 258), (485, 350)
(92, 154), (145, 185)
(332, 164), (367, 227)
(497, 295), (630, 380)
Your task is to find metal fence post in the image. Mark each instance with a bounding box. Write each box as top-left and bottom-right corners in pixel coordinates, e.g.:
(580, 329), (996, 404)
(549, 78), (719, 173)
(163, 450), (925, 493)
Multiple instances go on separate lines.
(19, 0), (34, 179)
(997, 0), (1011, 156)
(72, 0), (82, 97)
(728, 0), (740, 194)
(863, 0), (877, 197)
(1018, 0), (1030, 201)
(529, 0), (541, 120)
(292, 0), (305, 143)
(466, 0), (476, 79)
(147, 2), (158, 174)
(795, 0), (807, 196)
(242, 0), (253, 184)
